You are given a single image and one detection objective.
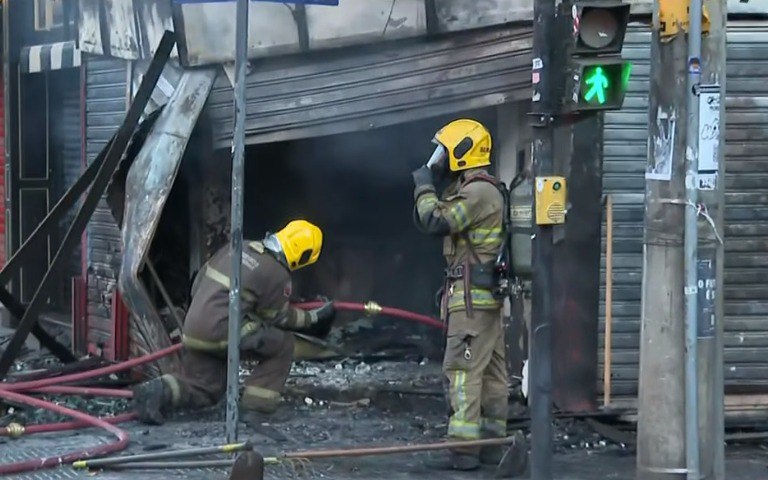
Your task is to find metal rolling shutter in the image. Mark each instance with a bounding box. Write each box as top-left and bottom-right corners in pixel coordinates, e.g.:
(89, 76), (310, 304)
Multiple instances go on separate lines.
(600, 25), (650, 398)
(601, 23), (768, 398)
(0, 77), (5, 266)
(84, 55), (128, 347)
(206, 24), (533, 148)
(55, 79), (83, 281)
(719, 24), (768, 392)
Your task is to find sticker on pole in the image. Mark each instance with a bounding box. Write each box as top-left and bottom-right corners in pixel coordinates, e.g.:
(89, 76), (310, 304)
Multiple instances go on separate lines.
(697, 84), (720, 191)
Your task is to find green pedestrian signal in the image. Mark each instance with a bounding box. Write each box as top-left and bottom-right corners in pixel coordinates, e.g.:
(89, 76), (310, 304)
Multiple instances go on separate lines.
(584, 66), (610, 104)
(559, 1), (632, 113)
(569, 60), (632, 111)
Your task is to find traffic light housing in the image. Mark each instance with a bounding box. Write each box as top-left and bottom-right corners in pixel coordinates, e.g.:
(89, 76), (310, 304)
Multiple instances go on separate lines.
(561, 1), (633, 112)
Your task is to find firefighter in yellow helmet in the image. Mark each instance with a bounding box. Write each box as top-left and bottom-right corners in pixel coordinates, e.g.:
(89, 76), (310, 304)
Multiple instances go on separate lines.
(412, 119), (516, 472)
(132, 220), (335, 426)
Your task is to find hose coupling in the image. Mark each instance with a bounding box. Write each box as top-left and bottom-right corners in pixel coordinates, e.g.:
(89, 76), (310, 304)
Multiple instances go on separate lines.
(5, 422), (25, 439)
(364, 301), (382, 316)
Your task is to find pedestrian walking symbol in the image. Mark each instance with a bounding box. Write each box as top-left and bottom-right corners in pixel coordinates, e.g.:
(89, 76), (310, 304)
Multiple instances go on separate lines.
(584, 66), (609, 104)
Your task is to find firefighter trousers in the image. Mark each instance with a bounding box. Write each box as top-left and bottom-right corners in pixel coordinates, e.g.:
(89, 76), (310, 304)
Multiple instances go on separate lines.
(443, 308), (509, 454)
(161, 324), (295, 414)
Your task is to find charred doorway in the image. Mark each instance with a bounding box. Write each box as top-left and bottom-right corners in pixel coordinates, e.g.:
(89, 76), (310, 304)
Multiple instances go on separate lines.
(14, 66), (81, 313)
(230, 110), (498, 360)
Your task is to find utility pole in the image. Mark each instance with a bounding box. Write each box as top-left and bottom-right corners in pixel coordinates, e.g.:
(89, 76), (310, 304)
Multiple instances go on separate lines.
(636, 2), (688, 479)
(529, 0), (556, 478)
(225, 0), (249, 444)
(697, 0), (726, 478)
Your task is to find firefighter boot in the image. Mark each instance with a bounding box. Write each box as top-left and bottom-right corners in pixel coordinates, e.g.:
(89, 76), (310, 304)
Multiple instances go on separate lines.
(424, 449), (480, 471)
(228, 451), (265, 480)
(240, 409), (290, 442)
(131, 377), (172, 425)
(480, 444), (505, 465)
(493, 430), (529, 478)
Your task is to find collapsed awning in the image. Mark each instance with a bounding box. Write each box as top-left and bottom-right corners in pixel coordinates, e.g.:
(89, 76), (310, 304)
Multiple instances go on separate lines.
(20, 40), (82, 74)
(114, 68), (217, 368)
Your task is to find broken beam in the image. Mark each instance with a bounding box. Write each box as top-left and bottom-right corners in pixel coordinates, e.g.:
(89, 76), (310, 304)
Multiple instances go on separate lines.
(0, 31), (177, 380)
(0, 137), (114, 362)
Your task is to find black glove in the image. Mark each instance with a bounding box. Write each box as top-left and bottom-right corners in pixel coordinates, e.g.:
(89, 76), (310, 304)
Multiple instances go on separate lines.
(309, 301), (335, 324)
(411, 165), (434, 190)
(304, 301), (336, 339)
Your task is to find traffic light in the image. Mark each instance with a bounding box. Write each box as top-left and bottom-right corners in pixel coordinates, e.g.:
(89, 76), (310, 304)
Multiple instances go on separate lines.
(561, 1), (633, 112)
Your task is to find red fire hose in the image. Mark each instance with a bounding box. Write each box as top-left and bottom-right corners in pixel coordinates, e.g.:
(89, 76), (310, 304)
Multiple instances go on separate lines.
(28, 385), (133, 398)
(2, 343), (183, 392)
(295, 301), (445, 330)
(0, 344), (180, 474)
(0, 413), (136, 438)
(0, 300), (441, 474)
(0, 389), (130, 475)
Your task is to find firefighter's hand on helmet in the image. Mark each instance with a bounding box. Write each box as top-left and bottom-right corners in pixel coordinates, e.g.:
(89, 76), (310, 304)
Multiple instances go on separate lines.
(411, 165), (433, 189)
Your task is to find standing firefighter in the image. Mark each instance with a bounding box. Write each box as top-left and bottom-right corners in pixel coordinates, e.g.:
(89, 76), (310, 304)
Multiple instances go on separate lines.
(412, 119), (519, 472)
(132, 220), (335, 426)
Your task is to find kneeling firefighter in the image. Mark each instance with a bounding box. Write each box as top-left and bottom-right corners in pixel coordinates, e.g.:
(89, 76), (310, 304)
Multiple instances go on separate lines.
(132, 220), (335, 426)
(412, 119), (523, 472)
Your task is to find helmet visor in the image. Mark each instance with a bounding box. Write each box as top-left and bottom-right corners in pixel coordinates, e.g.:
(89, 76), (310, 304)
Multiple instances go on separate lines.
(426, 144), (447, 169)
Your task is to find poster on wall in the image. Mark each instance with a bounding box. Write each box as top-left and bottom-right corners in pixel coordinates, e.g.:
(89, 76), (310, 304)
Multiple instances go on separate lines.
(646, 107), (676, 181)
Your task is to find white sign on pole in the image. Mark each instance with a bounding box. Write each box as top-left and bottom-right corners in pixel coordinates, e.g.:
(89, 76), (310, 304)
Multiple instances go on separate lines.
(697, 85), (720, 190)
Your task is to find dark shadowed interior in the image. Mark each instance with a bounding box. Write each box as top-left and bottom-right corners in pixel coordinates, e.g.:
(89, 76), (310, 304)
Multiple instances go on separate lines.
(149, 109), (499, 359)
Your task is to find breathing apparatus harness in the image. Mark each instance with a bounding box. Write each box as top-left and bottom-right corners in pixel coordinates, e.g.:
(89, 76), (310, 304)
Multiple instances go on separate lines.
(414, 168), (526, 317)
(456, 170), (525, 310)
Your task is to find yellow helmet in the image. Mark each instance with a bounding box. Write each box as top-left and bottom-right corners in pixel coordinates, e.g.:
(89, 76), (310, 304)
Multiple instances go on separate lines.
(433, 119), (492, 172)
(274, 220), (323, 271)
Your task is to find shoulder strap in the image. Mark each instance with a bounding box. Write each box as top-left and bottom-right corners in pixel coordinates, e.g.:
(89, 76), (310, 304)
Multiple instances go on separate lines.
(461, 172), (500, 188)
(459, 172), (510, 265)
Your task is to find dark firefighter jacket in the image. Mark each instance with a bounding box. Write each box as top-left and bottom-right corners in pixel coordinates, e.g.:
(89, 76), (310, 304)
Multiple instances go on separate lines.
(182, 241), (313, 352)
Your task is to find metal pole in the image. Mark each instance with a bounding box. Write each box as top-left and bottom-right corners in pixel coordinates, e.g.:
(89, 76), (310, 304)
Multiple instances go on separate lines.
(529, 0), (556, 478)
(226, 0), (249, 444)
(685, 1), (702, 478)
(698, 0), (727, 478)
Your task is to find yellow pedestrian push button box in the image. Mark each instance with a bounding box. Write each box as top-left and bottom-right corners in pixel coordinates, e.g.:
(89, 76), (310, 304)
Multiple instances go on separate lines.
(534, 176), (567, 225)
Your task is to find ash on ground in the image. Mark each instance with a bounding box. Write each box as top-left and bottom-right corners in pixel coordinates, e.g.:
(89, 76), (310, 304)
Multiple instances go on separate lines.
(286, 358), (443, 394)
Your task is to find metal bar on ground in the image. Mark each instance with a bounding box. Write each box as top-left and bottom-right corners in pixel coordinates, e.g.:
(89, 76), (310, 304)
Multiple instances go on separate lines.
(529, 0), (556, 478)
(685, 0), (703, 478)
(604, 194), (614, 407)
(73, 442), (253, 469)
(0, 31), (177, 380)
(225, 0), (250, 444)
(93, 436), (521, 471)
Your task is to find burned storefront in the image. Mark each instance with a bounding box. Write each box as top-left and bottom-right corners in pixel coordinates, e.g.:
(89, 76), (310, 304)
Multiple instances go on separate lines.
(2, 0), (82, 330)
(76, 2), (537, 376)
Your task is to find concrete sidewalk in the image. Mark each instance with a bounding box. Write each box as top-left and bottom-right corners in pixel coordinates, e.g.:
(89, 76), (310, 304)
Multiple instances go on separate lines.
(2, 401), (765, 480)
